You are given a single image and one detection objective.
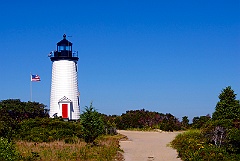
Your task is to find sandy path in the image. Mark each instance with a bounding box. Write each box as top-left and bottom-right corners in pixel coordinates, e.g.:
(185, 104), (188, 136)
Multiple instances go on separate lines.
(118, 130), (182, 161)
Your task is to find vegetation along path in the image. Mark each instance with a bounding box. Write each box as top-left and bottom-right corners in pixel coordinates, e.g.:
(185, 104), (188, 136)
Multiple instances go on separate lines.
(118, 130), (182, 161)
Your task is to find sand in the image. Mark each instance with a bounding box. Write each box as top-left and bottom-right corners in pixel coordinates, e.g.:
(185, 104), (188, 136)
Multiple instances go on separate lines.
(118, 130), (182, 161)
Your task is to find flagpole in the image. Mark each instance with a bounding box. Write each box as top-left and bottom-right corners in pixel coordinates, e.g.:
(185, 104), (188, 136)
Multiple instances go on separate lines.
(30, 73), (32, 102)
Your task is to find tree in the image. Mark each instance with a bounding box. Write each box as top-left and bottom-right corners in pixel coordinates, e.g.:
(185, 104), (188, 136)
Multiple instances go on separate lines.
(191, 115), (211, 129)
(0, 99), (49, 140)
(212, 86), (240, 120)
(0, 99), (49, 121)
(202, 87), (240, 153)
(80, 103), (105, 144)
(181, 116), (189, 129)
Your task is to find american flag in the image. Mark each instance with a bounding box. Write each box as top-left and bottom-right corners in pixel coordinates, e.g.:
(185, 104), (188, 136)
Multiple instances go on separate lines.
(31, 74), (41, 82)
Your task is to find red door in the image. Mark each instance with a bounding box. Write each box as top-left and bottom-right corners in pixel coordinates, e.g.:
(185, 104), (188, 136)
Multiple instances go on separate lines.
(62, 104), (68, 118)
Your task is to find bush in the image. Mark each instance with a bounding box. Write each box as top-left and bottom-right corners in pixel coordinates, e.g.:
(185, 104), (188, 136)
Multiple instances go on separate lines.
(0, 99), (49, 141)
(227, 127), (240, 153)
(112, 109), (182, 131)
(202, 119), (240, 154)
(171, 130), (205, 159)
(0, 137), (20, 161)
(80, 103), (105, 143)
(201, 119), (232, 146)
(15, 117), (82, 142)
(191, 115), (211, 129)
(171, 130), (240, 161)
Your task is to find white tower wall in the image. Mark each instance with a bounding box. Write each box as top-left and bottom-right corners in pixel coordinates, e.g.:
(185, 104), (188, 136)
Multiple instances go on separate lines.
(50, 60), (80, 120)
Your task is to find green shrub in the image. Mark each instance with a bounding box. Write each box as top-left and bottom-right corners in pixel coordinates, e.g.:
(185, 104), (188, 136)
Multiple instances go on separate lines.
(189, 145), (239, 161)
(113, 109), (182, 131)
(201, 119), (240, 154)
(227, 128), (240, 153)
(80, 103), (105, 143)
(171, 130), (240, 161)
(0, 137), (20, 161)
(171, 129), (205, 159)
(201, 119), (232, 146)
(191, 115), (211, 129)
(15, 117), (82, 142)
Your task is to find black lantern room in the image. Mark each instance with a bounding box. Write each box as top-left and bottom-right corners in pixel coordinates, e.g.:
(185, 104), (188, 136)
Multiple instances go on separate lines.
(50, 34), (78, 61)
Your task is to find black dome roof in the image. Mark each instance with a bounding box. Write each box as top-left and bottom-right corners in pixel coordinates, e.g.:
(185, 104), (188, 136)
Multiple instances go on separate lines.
(57, 34), (72, 46)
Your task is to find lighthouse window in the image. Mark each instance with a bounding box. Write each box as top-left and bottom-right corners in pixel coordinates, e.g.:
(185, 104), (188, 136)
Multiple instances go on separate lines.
(58, 46), (65, 51)
(57, 45), (71, 51)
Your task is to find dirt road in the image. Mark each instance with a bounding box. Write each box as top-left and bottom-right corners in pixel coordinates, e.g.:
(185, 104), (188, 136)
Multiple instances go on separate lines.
(118, 130), (182, 161)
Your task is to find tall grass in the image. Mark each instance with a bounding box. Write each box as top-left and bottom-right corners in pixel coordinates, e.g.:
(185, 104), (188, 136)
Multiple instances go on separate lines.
(15, 134), (124, 161)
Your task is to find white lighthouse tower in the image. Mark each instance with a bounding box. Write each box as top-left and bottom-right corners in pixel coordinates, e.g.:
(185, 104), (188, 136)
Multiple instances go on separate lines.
(49, 34), (80, 120)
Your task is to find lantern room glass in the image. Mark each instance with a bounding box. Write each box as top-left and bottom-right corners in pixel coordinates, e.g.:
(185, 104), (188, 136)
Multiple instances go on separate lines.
(58, 45), (72, 52)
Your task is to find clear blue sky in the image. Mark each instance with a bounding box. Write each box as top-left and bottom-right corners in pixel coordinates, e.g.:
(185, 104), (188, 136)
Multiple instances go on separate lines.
(0, 0), (239, 121)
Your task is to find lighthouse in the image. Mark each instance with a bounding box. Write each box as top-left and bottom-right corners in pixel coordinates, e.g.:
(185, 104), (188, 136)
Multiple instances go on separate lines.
(49, 34), (80, 120)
